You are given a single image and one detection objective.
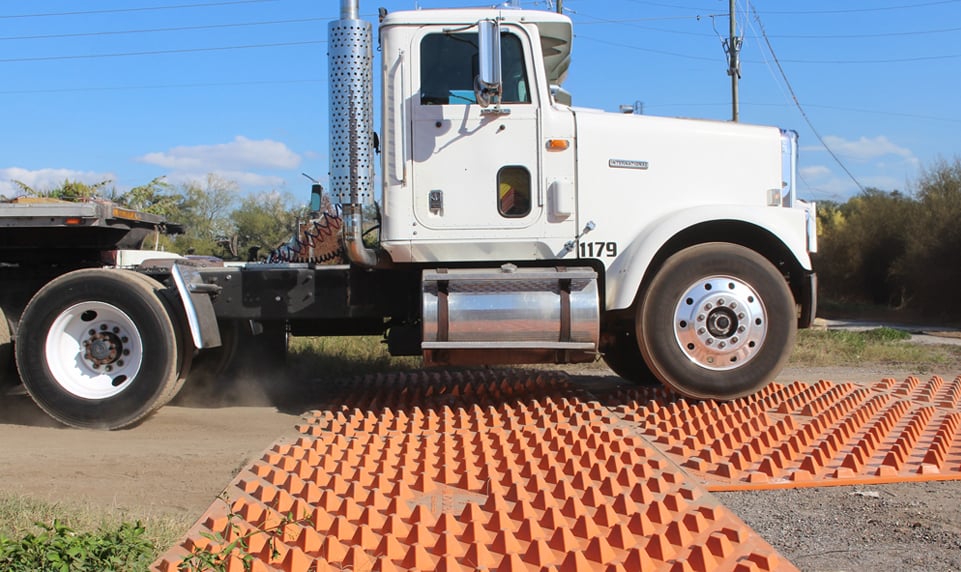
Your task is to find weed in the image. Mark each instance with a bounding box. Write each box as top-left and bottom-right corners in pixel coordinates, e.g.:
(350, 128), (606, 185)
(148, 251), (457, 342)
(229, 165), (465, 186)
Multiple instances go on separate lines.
(0, 519), (154, 572)
(178, 494), (313, 572)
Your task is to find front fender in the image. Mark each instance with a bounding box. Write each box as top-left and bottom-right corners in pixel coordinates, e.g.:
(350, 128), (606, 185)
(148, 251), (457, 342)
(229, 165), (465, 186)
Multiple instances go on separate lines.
(605, 205), (813, 311)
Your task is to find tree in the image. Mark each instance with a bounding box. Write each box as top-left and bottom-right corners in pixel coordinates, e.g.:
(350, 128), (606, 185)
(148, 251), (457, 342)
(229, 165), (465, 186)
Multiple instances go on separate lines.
(116, 176), (181, 219)
(231, 191), (305, 259)
(813, 189), (915, 307)
(11, 178), (111, 200)
(170, 174), (238, 255)
(901, 158), (961, 315)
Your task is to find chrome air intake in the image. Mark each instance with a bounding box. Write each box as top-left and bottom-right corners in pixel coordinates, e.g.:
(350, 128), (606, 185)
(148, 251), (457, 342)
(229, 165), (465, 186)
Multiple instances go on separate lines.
(329, 0), (377, 265)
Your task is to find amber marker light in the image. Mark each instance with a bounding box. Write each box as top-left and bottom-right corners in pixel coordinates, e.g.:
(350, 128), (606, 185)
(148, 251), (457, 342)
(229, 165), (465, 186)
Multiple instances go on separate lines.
(64, 217), (82, 225)
(546, 139), (570, 151)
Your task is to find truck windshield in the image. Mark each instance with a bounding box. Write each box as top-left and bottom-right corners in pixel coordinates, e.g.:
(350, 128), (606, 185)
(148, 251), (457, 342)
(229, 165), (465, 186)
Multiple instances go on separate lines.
(420, 32), (529, 105)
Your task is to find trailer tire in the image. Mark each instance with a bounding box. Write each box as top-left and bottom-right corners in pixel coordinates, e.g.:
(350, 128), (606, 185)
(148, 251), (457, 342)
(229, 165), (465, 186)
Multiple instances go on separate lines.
(0, 306), (12, 389)
(601, 329), (657, 385)
(15, 269), (185, 429)
(637, 243), (796, 400)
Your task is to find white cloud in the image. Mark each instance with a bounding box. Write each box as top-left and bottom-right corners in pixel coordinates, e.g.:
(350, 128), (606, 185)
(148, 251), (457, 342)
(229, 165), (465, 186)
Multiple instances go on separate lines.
(800, 165), (832, 180)
(163, 170), (287, 190)
(137, 136), (301, 171)
(0, 167), (116, 197)
(820, 135), (916, 163)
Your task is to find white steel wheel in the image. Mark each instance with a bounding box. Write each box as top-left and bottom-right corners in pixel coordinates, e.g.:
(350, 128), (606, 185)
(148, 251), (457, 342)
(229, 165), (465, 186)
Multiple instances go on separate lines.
(44, 301), (144, 399)
(16, 269), (183, 429)
(637, 243), (796, 400)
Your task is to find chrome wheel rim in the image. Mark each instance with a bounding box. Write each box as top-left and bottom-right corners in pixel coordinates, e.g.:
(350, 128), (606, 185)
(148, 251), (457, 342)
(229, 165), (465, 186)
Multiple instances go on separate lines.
(673, 275), (767, 371)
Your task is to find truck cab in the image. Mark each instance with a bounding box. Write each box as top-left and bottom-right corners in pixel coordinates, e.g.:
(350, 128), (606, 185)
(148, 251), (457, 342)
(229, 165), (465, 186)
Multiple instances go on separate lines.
(378, 9), (578, 263)
(363, 6), (816, 400)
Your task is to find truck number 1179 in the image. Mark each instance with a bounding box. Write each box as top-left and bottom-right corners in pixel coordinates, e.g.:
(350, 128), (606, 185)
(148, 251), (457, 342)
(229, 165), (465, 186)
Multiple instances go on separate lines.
(578, 241), (618, 258)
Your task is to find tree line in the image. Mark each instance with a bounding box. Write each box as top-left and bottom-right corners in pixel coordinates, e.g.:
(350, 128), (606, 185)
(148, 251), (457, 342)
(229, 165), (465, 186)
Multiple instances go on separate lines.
(815, 158), (961, 318)
(5, 174), (306, 261)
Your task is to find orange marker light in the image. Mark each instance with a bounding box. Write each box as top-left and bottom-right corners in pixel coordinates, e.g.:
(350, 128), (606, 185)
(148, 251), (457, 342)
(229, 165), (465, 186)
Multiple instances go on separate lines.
(546, 139), (570, 151)
(64, 217), (82, 225)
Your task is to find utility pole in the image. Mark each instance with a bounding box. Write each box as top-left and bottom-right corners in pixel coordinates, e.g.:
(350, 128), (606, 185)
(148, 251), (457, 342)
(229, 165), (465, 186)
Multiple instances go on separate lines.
(556, 0), (563, 14)
(724, 0), (742, 122)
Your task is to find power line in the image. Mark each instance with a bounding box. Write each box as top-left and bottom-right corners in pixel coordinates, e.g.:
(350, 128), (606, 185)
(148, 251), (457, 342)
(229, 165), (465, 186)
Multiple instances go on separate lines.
(0, 40), (326, 64)
(749, 0), (961, 15)
(575, 34), (716, 63)
(574, 17), (961, 40)
(747, 2), (865, 193)
(0, 0), (279, 20)
(776, 53), (961, 64)
(0, 17), (333, 42)
(0, 78), (326, 96)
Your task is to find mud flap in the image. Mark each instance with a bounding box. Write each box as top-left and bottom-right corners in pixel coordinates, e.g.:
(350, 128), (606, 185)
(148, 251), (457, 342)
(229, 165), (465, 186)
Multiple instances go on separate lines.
(171, 263), (222, 349)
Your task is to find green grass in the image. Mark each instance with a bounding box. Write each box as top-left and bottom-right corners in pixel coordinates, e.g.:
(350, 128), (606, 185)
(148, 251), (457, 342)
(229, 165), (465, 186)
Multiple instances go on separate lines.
(287, 335), (420, 378)
(0, 495), (186, 571)
(789, 326), (961, 371)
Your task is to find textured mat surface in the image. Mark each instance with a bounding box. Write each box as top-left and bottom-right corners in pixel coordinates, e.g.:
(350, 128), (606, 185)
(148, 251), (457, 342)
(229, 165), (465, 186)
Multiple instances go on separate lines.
(155, 370), (796, 572)
(604, 375), (961, 491)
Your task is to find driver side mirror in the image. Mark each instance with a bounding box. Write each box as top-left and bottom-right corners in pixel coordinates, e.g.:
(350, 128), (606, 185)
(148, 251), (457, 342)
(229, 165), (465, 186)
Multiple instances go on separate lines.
(475, 19), (502, 107)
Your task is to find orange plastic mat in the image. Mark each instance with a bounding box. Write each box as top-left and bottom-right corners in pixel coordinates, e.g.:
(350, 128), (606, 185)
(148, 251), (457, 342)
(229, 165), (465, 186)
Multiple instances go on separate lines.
(604, 375), (961, 491)
(155, 370), (795, 572)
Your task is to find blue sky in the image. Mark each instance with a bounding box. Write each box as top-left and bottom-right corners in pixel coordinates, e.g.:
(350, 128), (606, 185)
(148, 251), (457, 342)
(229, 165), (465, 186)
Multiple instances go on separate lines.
(1, 0), (959, 203)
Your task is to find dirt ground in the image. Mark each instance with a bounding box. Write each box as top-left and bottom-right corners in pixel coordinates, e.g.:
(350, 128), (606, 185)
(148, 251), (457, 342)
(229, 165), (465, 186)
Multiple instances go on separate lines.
(1, 364), (960, 572)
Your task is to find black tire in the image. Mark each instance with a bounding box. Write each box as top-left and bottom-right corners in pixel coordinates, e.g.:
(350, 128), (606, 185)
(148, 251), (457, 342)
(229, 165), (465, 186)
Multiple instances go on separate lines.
(15, 269), (185, 429)
(601, 329), (658, 385)
(0, 306), (12, 389)
(637, 243), (796, 400)
(124, 271), (193, 406)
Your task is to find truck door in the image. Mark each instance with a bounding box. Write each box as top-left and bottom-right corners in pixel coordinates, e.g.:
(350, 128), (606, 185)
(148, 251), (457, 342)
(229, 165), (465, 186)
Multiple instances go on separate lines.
(409, 27), (571, 245)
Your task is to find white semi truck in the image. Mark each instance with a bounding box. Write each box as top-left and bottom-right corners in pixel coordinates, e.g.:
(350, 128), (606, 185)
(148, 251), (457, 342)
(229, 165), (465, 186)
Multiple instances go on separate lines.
(0, 1), (816, 429)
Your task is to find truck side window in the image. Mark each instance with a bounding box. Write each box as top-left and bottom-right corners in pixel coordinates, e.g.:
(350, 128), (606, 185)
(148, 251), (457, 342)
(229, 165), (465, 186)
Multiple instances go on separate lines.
(420, 32), (530, 105)
(497, 166), (531, 218)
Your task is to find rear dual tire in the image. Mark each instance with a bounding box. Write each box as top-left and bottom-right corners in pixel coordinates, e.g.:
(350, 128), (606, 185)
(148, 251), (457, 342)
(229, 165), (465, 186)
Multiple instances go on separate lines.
(15, 269), (190, 429)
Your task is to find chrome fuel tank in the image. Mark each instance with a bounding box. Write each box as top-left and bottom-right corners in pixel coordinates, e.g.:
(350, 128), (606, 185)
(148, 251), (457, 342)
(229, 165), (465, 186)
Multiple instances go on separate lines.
(422, 265), (599, 365)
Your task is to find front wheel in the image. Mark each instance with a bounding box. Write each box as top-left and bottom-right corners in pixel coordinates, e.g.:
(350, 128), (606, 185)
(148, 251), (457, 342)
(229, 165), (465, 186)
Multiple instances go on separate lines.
(15, 269), (187, 429)
(637, 243), (796, 400)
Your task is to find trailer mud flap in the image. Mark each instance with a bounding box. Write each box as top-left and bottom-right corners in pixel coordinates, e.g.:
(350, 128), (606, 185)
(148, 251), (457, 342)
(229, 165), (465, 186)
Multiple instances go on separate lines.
(171, 263), (222, 349)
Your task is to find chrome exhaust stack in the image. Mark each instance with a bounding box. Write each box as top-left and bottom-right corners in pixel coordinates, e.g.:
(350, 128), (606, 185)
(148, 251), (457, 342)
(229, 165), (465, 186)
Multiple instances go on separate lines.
(329, 0), (378, 267)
